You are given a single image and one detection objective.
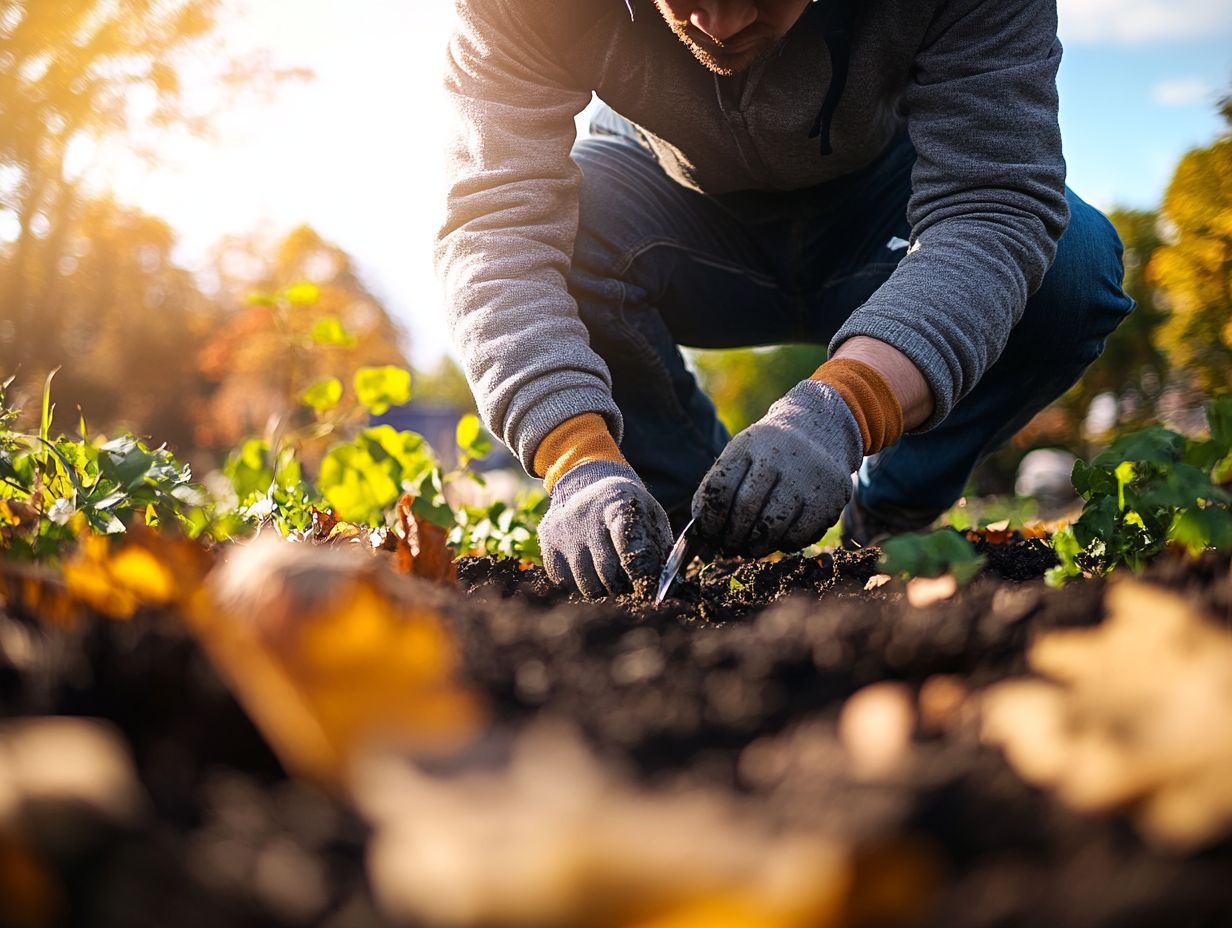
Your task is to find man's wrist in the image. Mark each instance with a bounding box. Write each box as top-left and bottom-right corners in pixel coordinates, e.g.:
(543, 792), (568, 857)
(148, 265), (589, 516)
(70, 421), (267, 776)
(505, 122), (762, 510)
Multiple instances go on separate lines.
(830, 336), (935, 431)
(532, 413), (628, 492)
(809, 356), (904, 455)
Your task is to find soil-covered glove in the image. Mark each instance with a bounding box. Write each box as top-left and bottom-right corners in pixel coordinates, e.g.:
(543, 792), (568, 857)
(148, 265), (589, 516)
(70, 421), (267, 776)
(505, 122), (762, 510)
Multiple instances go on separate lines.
(539, 460), (673, 599)
(692, 379), (866, 557)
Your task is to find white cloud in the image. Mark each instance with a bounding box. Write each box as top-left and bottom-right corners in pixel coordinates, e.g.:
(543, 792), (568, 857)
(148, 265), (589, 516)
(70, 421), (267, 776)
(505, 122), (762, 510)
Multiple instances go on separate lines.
(1058, 0), (1232, 44)
(1151, 77), (1216, 107)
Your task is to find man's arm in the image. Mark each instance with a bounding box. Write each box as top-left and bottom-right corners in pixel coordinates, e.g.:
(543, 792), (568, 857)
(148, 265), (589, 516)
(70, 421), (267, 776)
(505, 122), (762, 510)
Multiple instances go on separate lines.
(828, 0), (1069, 431)
(437, 0), (622, 471)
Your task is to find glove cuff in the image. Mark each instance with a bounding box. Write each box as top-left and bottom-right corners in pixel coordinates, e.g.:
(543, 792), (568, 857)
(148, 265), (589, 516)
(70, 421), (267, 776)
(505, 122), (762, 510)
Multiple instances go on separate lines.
(549, 459), (640, 505)
(810, 358), (903, 454)
(533, 412), (628, 492)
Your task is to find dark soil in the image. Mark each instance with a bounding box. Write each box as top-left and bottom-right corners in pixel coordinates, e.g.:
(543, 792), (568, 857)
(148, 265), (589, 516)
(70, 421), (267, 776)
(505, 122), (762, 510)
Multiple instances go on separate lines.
(3, 538), (1231, 927)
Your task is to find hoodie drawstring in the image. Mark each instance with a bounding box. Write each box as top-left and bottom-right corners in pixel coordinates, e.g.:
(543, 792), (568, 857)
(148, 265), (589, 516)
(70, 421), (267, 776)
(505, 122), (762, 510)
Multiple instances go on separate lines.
(809, 0), (852, 157)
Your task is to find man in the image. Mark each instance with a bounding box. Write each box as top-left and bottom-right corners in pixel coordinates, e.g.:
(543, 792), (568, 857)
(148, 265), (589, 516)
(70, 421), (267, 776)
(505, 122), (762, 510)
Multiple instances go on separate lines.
(437, 0), (1134, 599)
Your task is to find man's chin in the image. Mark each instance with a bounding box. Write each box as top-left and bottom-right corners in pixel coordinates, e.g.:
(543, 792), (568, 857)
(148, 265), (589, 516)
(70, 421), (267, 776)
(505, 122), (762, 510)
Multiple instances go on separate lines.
(684, 40), (772, 76)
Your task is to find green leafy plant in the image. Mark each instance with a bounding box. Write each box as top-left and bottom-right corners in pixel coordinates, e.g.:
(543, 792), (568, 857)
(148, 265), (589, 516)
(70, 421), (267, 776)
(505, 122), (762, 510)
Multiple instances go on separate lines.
(0, 372), (220, 559)
(450, 491), (547, 564)
(879, 528), (986, 585)
(1047, 393), (1232, 586)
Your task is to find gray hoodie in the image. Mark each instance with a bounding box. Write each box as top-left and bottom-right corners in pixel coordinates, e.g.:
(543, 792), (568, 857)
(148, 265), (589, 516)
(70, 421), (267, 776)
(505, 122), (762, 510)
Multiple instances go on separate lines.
(437, 0), (1069, 472)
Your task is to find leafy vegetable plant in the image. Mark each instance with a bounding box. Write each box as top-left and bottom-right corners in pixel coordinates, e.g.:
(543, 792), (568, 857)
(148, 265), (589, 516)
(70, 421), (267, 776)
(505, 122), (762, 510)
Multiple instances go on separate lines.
(1046, 393), (1231, 586)
(879, 528), (986, 585)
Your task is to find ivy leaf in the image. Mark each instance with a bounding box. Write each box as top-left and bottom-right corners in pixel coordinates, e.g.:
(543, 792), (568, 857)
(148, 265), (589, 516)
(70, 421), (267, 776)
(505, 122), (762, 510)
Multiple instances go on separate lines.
(1097, 427), (1184, 468)
(1207, 394), (1232, 456)
(301, 378), (344, 413)
(224, 438), (275, 502)
(318, 426), (435, 525)
(354, 366), (412, 416)
(310, 316), (357, 348)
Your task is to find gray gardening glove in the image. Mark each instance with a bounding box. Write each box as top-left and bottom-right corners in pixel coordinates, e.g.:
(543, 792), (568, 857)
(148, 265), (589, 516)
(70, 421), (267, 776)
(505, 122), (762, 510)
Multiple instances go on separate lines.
(539, 460), (673, 599)
(692, 379), (864, 557)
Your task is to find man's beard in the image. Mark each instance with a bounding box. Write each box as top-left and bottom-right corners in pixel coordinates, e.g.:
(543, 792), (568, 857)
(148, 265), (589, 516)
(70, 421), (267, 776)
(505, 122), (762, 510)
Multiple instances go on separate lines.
(658, 12), (780, 75)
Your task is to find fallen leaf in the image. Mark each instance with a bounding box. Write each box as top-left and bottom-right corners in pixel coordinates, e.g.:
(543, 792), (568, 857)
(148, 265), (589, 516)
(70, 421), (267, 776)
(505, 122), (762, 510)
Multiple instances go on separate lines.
(839, 683), (915, 779)
(357, 723), (853, 928)
(905, 574), (957, 608)
(982, 579), (1232, 852)
(196, 539), (483, 787)
(863, 574), (892, 592)
(394, 495), (457, 585)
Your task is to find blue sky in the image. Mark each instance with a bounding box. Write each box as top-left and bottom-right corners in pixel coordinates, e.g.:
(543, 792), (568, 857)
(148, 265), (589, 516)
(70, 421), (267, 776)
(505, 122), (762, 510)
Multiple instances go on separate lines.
(74, 0), (1232, 364)
(1059, 36), (1229, 209)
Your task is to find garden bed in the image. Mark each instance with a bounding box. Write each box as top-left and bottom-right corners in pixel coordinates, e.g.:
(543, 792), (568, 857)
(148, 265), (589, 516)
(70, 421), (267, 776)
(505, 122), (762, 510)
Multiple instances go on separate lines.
(3, 533), (1231, 927)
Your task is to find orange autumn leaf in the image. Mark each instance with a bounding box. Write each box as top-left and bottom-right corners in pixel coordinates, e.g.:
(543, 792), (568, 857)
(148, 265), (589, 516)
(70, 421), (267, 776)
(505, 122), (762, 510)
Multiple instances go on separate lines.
(393, 495), (457, 585)
(196, 539), (484, 787)
(60, 530), (212, 620)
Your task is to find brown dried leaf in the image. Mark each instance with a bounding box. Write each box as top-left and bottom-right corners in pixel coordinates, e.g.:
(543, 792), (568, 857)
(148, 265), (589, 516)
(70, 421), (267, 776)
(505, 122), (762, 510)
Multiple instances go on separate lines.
(393, 495), (457, 586)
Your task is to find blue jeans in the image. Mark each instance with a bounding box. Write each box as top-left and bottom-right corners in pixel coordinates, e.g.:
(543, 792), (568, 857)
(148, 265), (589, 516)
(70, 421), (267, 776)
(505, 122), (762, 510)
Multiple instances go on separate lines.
(566, 123), (1135, 526)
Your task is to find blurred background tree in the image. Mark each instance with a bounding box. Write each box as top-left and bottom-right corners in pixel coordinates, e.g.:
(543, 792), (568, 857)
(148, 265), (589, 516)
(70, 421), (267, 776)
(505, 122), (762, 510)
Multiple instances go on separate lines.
(1150, 114), (1232, 397)
(37, 196), (218, 453)
(690, 345), (825, 434)
(0, 0), (305, 432)
(194, 225), (410, 460)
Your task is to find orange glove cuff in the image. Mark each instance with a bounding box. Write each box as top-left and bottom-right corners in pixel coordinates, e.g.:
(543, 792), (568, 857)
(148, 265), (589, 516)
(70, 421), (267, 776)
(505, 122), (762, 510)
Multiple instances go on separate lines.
(810, 357), (904, 455)
(533, 413), (627, 492)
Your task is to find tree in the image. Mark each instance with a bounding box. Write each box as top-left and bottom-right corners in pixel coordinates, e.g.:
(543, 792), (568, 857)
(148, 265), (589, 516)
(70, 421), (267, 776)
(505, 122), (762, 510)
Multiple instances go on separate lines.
(195, 226), (411, 458)
(1151, 130), (1232, 395)
(0, 0), (305, 374)
(32, 196), (219, 453)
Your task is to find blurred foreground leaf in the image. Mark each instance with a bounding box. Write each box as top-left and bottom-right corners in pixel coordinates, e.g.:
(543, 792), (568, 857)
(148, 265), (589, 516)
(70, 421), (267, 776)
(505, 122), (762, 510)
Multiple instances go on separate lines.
(197, 540), (485, 786)
(983, 579), (1232, 852)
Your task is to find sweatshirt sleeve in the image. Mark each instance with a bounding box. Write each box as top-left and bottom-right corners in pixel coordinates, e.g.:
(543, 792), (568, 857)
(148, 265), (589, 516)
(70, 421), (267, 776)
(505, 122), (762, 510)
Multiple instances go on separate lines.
(436, 0), (622, 473)
(828, 0), (1069, 431)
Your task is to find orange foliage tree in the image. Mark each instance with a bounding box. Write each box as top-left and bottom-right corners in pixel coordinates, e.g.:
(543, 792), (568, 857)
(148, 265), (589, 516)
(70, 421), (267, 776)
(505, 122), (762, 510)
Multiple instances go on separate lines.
(195, 225), (411, 459)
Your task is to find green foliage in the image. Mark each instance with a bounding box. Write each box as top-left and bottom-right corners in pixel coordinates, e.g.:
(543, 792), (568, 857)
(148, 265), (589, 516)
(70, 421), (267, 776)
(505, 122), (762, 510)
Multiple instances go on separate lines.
(879, 529), (986, 585)
(221, 438), (314, 536)
(310, 316), (358, 348)
(317, 426), (448, 528)
(1047, 394), (1232, 586)
(455, 414), (492, 467)
(450, 491), (547, 563)
(0, 376), (220, 560)
(301, 377), (344, 413)
(690, 346), (826, 434)
(354, 366), (413, 415)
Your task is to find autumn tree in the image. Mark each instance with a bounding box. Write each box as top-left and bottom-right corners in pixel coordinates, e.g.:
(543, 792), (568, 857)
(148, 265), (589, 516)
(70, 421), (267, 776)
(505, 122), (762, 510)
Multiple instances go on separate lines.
(0, 0), (304, 376)
(33, 196), (217, 453)
(195, 225), (411, 457)
(1150, 104), (1232, 395)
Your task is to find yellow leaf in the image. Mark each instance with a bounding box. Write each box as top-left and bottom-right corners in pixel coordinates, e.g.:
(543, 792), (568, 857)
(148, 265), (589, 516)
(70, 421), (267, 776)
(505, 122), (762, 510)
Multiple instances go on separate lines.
(108, 547), (178, 605)
(195, 540), (485, 787)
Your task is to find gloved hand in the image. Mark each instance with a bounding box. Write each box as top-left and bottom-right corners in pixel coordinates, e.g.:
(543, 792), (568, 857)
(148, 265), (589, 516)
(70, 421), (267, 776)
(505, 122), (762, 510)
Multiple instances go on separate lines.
(692, 379), (865, 557)
(539, 459), (673, 599)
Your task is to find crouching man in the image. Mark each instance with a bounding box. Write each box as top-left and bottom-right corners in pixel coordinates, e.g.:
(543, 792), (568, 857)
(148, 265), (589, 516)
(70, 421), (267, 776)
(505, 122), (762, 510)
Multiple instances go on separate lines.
(436, 0), (1134, 598)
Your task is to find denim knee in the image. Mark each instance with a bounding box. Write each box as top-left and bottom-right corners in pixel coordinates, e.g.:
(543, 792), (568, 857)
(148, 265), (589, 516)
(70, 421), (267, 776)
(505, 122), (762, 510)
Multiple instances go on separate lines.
(1024, 189), (1136, 368)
